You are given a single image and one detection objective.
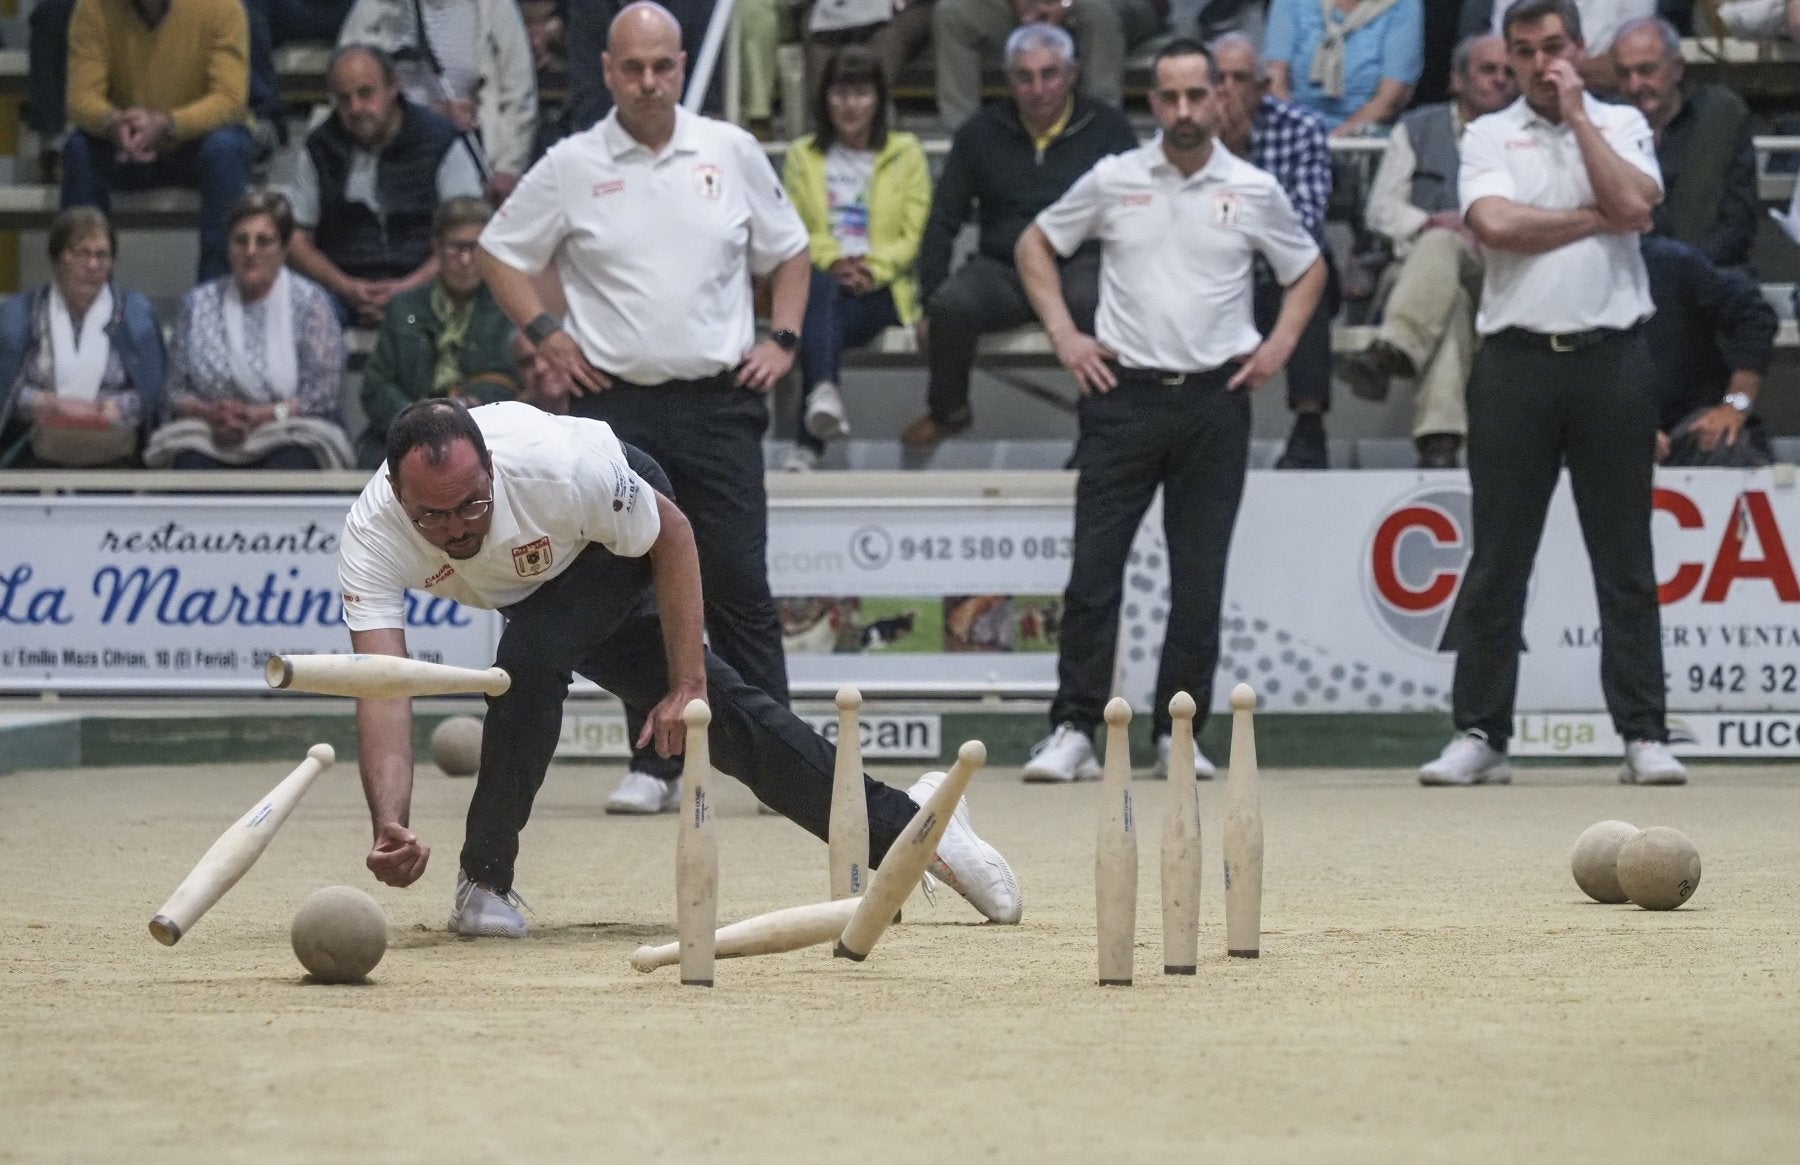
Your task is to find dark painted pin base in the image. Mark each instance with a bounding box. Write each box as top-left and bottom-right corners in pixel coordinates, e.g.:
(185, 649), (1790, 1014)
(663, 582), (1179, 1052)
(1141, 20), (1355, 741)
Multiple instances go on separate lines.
(1227, 950), (1260, 959)
(1098, 978), (1133, 986)
(149, 916), (182, 946)
(680, 978), (715, 986)
(1164, 965), (1197, 975)
(833, 942), (866, 961)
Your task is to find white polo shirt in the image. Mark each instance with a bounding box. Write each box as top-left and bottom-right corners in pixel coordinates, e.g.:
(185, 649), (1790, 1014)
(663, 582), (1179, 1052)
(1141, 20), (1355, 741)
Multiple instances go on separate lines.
(338, 402), (661, 632)
(1460, 94), (1661, 335)
(1034, 141), (1320, 374)
(479, 107), (809, 383)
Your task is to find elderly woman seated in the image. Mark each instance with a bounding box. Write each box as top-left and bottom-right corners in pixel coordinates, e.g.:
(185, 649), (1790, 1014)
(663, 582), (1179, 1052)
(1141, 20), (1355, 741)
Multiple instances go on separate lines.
(0, 208), (164, 468)
(356, 196), (522, 466)
(145, 192), (353, 470)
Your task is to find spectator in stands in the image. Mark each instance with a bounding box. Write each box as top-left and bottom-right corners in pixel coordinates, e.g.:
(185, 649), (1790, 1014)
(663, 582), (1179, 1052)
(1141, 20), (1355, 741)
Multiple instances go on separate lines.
(1182, 0), (1267, 42)
(245, 0), (360, 142)
(904, 24), (1138, 448)
(1612, 17), (1757, 269)
(338, 0), (539, 201)
(1262, 0), (1423, 134)
(27, 0), (79, 178)
(1212, 32), (1336, 467)
(283, 44), (487, 325)
(145, 191), (353, 469)
(1641, 235), (1778, 467)
(357, 196), (524, 465)
(1339, 33), (1514, 469)
(805, 0), (935, 125)
(933, 0), (1167, 131)
(565, 0), (720, 130)
(1469, 0), (1652, 90)
(61, 0), (258, 282)
(780, 46), (931, 470)
(0, 208), (164, 469)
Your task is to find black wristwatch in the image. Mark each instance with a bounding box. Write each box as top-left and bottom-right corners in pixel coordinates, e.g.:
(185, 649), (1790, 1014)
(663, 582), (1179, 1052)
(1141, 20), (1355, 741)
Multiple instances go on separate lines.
(524, 313), (563, 346)
(769, 328), (800, 353)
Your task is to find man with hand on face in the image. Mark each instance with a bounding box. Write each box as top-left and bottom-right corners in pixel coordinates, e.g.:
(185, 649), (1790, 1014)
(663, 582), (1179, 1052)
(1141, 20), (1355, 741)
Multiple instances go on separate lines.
(342, 398), (1021, 937)
(1014, 38), (1325, 784)
(1419, 0), (1685, 789)
(476, 2), (811, 818)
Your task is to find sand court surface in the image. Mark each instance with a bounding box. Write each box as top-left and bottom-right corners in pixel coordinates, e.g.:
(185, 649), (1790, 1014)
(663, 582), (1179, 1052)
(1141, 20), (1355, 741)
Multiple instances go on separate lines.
(3, 757), (1797, 1163)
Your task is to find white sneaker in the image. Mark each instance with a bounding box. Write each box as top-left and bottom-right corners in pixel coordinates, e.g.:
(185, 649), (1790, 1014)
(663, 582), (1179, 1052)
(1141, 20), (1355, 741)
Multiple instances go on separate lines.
(804, 381), (850, 440)
(1021, 723), (1102, 783)
(1619, 740), (1688, 786)
(449, 872), (528, 938)
(1419, 731), (1511, 786)
(1151, 733), (1217, 780)
(906, 770), (1021, 924)
(780, 446), (819, 472)
(605, 770), (680, 815)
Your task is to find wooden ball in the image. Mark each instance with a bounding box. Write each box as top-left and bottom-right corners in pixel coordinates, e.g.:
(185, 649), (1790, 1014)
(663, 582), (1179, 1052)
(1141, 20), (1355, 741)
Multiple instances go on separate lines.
(1616, 826), (1702, 911)
(1570, 820), (1638, 903)
(291, 886), (388, 982)
(430, 715), (483, 777)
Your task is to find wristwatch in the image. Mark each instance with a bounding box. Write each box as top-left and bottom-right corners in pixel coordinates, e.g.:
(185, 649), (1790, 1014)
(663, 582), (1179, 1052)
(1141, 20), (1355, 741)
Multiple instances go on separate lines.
(524, 312), (563, 346)
(1723, 391), (1753, 413)
(769, 328), (800, 353)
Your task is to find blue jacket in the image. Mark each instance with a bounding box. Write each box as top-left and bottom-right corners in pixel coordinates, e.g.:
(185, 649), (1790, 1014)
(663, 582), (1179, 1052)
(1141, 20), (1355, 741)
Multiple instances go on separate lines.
(0, 282), (167, 441)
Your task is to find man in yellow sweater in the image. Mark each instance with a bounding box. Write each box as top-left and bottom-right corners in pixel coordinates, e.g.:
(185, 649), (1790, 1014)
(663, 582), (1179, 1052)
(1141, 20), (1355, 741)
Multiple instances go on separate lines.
(61, 0), (256, 280)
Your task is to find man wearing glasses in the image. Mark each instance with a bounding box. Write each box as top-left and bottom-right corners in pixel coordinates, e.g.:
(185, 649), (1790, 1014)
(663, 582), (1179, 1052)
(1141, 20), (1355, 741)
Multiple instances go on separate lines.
(337, 398), (1022, 937)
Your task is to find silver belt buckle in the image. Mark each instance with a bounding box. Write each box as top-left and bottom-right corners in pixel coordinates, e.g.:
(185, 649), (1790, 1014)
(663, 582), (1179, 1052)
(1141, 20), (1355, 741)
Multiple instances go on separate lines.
(1550, 333), (1576, 354)
(1159, 371), (1187, 387)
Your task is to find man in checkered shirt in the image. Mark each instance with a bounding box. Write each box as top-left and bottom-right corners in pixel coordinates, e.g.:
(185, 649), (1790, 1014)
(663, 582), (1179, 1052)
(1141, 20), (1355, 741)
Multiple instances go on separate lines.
(1211, 32), (1337, 470)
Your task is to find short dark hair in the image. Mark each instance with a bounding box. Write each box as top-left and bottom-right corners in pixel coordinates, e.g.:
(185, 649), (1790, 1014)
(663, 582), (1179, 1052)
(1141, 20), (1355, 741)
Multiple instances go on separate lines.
(1501, 0), (1583, 44)
(812, 45), (890, 154)
(48, 207), (115, 263)
(225, 189), (296, 247)
(1150, 37), (1218, 83)
(433, 196), (494, 238)
(386, 398), (492, 480)
(329, 43), (397, 87)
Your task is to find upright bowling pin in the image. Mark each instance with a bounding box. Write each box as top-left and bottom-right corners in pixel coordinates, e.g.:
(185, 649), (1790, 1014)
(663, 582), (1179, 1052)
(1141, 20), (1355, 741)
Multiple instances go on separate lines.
(1222, 683), (1263, 959)
(677, 699), (718, 986)
(1095, 697), (1137, 986)
(1160, 692), (1201, 975)
(829, 685), (868, 901)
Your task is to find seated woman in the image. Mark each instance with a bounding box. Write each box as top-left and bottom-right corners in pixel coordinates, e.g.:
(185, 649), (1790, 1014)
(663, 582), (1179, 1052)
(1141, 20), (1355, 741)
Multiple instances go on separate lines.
(779, 45), (930, 471)
(356, 196), (520, 467)
(0, 208), (164, 468)
(145, 192), (353, 470)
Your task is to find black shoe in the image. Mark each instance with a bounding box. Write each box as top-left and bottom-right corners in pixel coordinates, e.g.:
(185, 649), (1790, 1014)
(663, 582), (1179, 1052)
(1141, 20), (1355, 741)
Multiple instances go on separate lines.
(1338, 340), (1414, 403)
(1274, 421), (1329, 470)
(1416, 433), (1462, 469)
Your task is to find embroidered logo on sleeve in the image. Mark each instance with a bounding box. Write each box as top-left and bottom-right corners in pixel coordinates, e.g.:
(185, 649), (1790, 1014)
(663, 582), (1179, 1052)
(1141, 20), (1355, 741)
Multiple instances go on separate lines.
(610, 462), (641, 512)
(694, 163), (722, 200)
(512, 537), (554, 578)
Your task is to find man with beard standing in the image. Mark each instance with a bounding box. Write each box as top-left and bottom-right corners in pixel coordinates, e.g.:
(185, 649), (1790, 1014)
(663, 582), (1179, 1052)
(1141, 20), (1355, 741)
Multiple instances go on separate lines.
(1014, 38), (1325, 783)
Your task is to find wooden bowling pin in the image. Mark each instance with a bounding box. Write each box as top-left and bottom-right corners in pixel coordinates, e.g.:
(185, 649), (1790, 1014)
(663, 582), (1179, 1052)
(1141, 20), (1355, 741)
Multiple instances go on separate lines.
(677, 699), (718, 986)
(1222, 684), (1263, 959)
(1095, 697), (1137, 986)
(1160, 692), (1201, 975)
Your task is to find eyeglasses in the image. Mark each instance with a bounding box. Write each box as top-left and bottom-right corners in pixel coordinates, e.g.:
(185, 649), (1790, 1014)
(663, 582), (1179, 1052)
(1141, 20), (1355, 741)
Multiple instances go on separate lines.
(410, 498), (493, 530)
(65, 248), (113, 265)
(440, 240), (481, 257)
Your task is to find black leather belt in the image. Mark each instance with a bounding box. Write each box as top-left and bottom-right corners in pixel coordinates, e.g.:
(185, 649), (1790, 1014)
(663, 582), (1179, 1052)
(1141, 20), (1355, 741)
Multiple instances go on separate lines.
(1110, 363), (1231, 387)
(1493, 326), (1632, 354)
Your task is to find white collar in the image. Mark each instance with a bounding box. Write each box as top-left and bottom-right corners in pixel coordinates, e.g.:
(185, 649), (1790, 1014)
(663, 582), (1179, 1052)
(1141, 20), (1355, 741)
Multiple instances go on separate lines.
(599, 106), (697, 163)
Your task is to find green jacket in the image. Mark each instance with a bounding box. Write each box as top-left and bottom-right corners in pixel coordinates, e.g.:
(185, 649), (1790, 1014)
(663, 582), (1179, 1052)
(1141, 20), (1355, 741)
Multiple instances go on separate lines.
(357, 282), (518, 467)
(781, 130), (931, 324)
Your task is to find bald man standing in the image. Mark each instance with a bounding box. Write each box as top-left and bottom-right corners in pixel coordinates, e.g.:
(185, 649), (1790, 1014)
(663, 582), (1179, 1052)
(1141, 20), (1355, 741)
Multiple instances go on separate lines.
(478, 2), (810, 816)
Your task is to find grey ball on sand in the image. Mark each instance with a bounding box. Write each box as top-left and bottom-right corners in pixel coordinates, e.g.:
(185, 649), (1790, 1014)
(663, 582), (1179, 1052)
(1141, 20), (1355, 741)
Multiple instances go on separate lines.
(1616, 826), (1703, 911)
(1570, 820), (1638, 904)
(291, 886), (389, 982)
(430, 715), (483, 777)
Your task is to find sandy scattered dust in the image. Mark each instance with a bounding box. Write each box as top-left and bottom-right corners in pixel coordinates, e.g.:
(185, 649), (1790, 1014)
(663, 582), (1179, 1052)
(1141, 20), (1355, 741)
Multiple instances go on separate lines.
(2, 758), (1797, 1163)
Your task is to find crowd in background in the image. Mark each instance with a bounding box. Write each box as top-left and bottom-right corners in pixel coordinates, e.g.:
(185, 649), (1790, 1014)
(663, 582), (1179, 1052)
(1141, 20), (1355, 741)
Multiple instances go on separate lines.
(2, 0), (1797, 470)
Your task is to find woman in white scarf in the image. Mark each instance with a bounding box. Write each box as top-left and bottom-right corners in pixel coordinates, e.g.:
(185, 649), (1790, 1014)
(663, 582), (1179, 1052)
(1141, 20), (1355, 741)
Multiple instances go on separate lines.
(0, 208), (162, 468)
(146, 191), (354, 470)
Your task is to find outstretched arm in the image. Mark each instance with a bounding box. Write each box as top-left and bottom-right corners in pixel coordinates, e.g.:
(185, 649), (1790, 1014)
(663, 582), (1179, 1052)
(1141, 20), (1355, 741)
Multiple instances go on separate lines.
(638, 492), (708, 758)
(349, 625), (432, 888)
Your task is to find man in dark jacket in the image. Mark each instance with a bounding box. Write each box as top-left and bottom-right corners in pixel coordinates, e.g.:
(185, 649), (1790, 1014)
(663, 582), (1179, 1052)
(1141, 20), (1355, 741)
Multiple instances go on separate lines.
(901, 21), (1138, 448)
(282, 45), (485, 324)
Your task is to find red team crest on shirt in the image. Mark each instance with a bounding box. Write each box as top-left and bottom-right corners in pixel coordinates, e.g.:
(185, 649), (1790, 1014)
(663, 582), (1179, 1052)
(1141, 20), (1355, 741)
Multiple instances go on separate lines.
(512, 537), (554, 578)
(694, 163), (722, 199)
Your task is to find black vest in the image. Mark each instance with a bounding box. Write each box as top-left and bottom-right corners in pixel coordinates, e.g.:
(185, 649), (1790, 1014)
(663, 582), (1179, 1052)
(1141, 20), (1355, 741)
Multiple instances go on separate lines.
(305, 100), (461, 281)
(1399, 103), (1461, 217)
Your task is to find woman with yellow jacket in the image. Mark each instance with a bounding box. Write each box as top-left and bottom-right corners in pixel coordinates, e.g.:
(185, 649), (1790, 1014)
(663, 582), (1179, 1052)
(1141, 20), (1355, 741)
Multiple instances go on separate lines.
(780, 45), (931, 470)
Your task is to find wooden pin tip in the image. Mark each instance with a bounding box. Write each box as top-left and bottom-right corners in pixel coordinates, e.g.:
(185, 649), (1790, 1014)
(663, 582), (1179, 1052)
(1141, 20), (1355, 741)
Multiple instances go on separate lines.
(957, 739), (987, 768)
(264, 656), (292, 689)
(1169, 691), (1196, 718)
(486, 667), (513, 695)
(835, 685), (862, 711)
(306, 742), (336, 767)
(681, 698), (712, 726)
(1230, 684), (1257, 710)
(1104, 696), (1132, 725)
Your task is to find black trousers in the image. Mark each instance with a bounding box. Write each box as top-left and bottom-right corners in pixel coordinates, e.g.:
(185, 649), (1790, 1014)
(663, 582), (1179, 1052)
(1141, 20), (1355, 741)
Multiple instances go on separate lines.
(924, 249), (1101, 425)
(1444, 327), (1668, 748)
(1050, 365), (1251, 741)
(570, 374), (790, 780)
(1252, 257), (1339, 412)
(460, 449), (920, 891)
